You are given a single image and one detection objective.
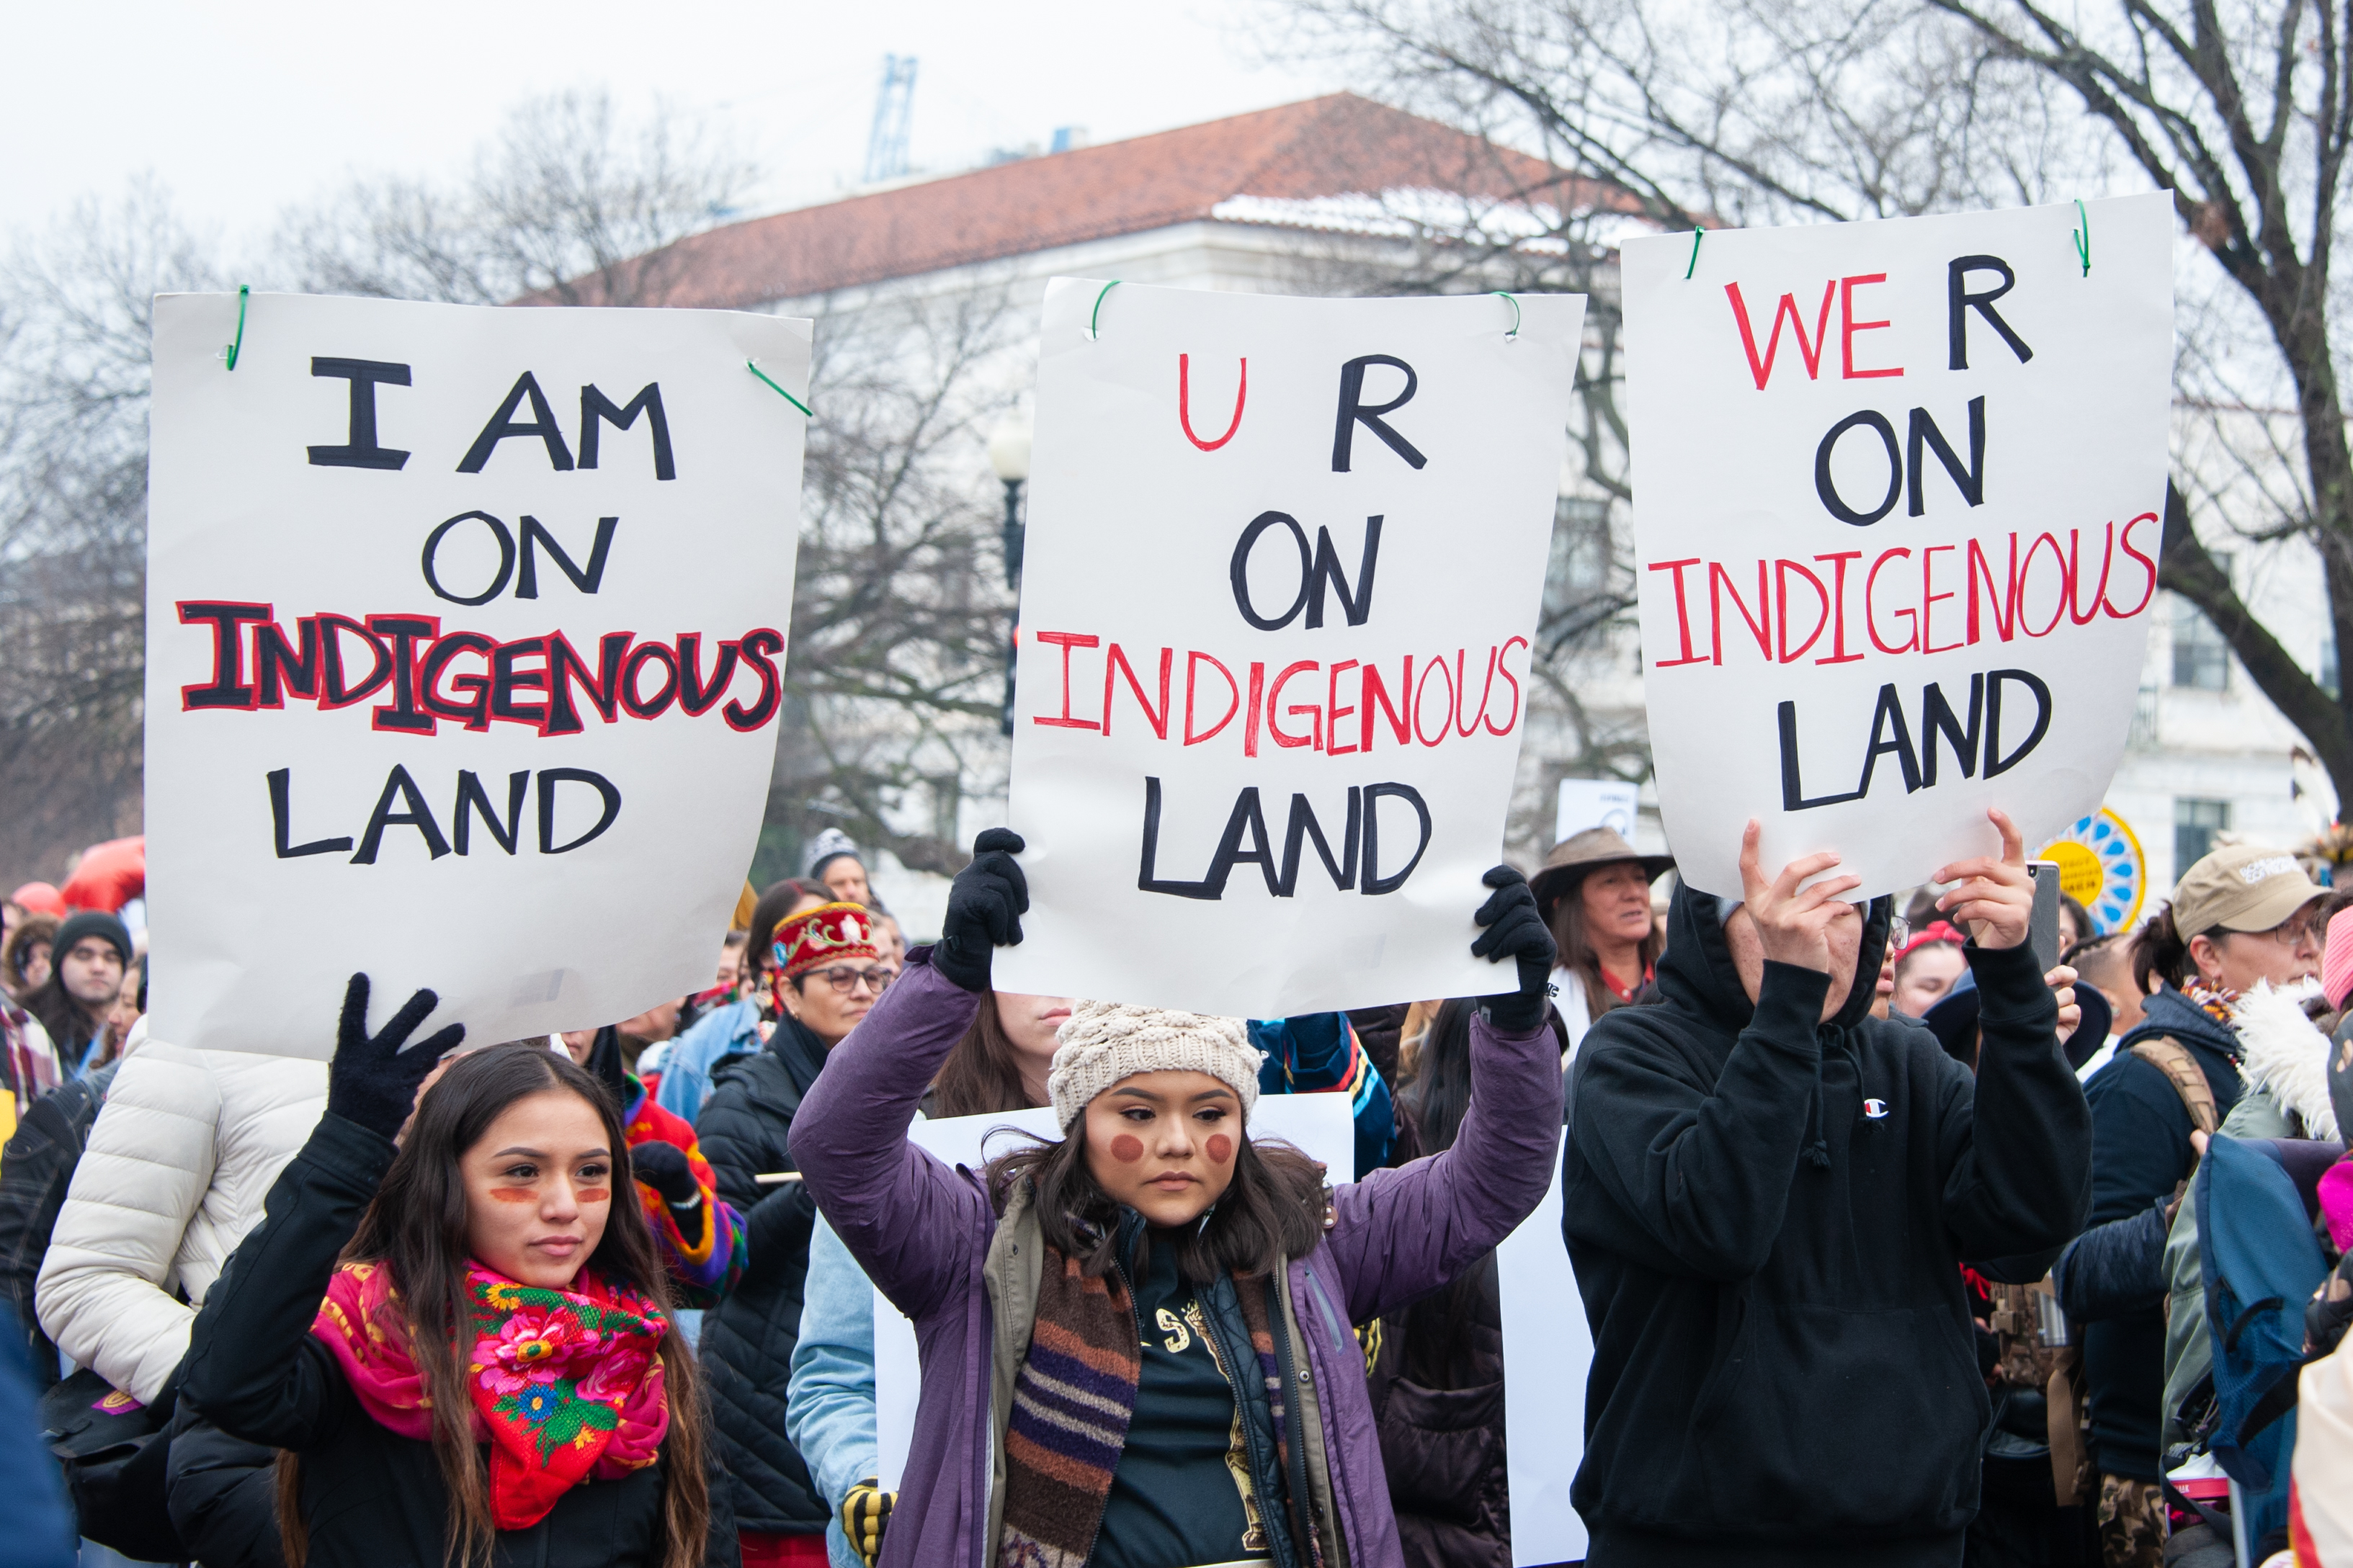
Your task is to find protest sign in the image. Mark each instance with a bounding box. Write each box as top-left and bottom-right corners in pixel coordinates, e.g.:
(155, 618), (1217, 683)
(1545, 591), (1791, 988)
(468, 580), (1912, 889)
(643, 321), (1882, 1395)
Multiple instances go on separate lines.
(146, 292), (809, 1056)
(1555, 777), (1640, 845)
(1498, 1140), (1591, 1564)
(871, 1094), (1354, 1489)
(1623, 195), (2173, 897)
(995, 279), (1586, 1017)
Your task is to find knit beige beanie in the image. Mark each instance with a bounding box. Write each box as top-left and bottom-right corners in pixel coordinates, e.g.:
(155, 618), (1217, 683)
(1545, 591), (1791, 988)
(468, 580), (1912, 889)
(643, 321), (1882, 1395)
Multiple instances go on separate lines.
(1045, 1001), (1264, 1130)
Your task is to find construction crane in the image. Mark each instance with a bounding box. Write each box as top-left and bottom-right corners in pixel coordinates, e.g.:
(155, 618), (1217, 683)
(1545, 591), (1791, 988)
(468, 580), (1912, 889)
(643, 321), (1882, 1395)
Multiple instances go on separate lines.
(863, 55), (917, 184)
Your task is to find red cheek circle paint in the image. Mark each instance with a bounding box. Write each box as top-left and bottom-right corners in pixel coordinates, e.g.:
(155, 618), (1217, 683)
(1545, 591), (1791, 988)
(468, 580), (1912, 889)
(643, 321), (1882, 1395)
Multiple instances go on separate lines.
(1109, 1133), (1145, 1164)
(1205, 1133), (1233, 1165)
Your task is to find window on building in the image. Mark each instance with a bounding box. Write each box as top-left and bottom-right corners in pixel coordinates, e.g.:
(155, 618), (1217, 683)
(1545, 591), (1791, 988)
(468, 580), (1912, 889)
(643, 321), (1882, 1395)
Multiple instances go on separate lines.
(2171, 596), (2231, 690)
(2175, 797), (2231, 872)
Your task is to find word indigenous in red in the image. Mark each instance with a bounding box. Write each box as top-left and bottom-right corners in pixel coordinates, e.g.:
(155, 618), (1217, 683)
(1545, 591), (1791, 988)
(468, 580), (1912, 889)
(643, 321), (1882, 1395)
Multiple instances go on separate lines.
(1646, 515), (2158, 672)
(175, 602), (785, 737)
(1027, 632), (1531, 755)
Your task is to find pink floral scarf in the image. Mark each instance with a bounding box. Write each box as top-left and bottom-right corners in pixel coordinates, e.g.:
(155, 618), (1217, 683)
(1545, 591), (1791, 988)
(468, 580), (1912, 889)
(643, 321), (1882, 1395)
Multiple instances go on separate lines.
(312, 1260), (669, 1529)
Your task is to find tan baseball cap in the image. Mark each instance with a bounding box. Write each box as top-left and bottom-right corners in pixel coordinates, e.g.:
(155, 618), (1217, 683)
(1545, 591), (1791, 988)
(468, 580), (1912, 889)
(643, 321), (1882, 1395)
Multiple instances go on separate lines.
(2171, 843), (2326, 939)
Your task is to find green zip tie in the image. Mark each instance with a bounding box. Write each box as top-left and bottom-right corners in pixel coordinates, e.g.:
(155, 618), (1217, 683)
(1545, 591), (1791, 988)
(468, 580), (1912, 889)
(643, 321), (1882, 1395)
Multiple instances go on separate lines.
(1089, 279), (1121, 341)
(2072, 199), (2090, 277)
(223, 285), (249, 370)
(746, 359), (812, 417)
(1493, 291), (1521, 341)
(1685, 228), (1705, 279)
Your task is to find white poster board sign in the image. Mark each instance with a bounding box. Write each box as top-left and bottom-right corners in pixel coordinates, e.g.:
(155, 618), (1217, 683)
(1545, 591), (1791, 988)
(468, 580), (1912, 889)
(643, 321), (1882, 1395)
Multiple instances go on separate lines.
(146, 292), (809, 1056)
(996, 280), (1586, 1017)
(1555, 778), (1640, 846)
(1497, 1135), (1591, 1564)
(874, 1095), (1355, 1489)
(1623, 195), (2172, 897)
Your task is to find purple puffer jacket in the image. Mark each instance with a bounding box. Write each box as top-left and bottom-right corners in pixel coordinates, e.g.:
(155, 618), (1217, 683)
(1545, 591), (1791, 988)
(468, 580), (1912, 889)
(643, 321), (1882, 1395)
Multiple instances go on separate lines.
(790, 951), (1563, 1568)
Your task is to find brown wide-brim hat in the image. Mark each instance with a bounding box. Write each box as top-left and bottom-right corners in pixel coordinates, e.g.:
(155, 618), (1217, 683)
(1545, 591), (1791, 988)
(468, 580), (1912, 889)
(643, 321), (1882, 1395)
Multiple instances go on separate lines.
(1528, 826), (1676, 916)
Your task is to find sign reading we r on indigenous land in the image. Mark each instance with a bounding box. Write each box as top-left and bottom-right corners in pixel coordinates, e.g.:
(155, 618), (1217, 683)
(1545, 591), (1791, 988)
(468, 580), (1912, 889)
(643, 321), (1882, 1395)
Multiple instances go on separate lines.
(997, 280), (1586, 1018)
(1624, 194), (2174, 898)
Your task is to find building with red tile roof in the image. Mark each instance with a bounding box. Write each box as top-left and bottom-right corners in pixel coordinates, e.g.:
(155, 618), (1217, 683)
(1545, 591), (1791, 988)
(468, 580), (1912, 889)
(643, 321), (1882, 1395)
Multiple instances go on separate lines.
(597, 93), (1640, 310)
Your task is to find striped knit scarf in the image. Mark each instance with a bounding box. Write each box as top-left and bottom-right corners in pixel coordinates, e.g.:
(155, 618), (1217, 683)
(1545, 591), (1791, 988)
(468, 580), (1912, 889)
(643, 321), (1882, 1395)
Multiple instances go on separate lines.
(997, 1245), (1143, 1568)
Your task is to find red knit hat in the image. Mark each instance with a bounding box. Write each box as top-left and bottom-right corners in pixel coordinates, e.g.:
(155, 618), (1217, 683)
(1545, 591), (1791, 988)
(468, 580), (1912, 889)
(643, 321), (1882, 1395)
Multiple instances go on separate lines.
(772, 902), (880, 981)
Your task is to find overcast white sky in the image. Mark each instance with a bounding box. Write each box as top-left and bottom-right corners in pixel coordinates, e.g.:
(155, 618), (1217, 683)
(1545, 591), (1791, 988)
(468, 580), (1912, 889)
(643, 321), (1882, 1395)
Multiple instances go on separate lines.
(3, 0), (1347, 244)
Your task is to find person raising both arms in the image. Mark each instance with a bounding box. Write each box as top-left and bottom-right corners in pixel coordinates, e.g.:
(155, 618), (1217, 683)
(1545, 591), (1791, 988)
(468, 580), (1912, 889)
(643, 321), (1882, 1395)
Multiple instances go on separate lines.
(180, 979), (728, 1568)
(1562, 809), (2092, 1567)
(790, 829), (1564, 1568)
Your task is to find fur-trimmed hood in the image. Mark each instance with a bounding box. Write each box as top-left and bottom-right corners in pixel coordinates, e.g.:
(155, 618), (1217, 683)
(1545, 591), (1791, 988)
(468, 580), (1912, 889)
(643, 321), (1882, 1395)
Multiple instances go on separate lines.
(2228, 980), (2341, 1142)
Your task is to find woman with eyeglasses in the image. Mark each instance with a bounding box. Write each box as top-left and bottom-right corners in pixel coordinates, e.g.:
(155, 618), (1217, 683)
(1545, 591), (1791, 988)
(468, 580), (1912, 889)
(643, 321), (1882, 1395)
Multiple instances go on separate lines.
(695, 902), (894, 1568)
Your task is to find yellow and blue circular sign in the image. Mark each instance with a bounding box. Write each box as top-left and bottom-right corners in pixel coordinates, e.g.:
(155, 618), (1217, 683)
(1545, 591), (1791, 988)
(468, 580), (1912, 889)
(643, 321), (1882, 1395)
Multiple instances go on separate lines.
(2037, 808), (2147, 936)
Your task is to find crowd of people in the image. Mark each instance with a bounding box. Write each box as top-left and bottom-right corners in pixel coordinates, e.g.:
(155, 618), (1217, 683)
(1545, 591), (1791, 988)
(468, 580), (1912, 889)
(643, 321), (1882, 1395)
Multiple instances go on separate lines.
(1, 810), (2350, 1568)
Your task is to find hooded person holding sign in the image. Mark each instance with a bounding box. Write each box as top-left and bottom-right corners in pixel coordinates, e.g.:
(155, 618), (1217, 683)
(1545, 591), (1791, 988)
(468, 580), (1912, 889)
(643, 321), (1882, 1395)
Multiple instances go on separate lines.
(1561, 808), (2091, 1567)
(787, 828), (1563, 1568)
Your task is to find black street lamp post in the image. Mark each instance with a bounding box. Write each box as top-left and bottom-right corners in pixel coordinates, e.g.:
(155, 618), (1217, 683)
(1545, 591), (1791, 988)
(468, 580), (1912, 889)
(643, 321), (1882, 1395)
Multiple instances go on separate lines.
(988, 414), (1033, 737)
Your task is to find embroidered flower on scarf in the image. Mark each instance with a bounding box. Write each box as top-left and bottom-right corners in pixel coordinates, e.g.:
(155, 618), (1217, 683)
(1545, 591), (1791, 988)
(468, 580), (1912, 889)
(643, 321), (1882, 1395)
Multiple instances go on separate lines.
(575, 1345), (650, 1407)
(512, 1384), (562, 1426)
(476, 1305), (586, 1394)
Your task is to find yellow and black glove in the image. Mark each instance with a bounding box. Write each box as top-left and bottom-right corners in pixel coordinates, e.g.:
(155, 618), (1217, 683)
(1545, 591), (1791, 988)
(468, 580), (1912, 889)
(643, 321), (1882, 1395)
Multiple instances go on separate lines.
(841, 1479), (893, 1567)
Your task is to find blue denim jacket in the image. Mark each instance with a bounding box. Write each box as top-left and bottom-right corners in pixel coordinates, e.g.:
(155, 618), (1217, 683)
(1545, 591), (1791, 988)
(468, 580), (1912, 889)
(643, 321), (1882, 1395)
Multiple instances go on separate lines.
(653, 998), (762, 1125)
(787, 1217), (878, 1568)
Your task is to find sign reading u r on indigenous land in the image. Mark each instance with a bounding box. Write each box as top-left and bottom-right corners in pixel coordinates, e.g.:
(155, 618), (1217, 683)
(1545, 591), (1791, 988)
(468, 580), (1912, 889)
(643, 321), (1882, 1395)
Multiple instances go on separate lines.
(1623, 194), (2174, 898)
(146, 293), (810, 1057)
(995, 280), (1585, 1018)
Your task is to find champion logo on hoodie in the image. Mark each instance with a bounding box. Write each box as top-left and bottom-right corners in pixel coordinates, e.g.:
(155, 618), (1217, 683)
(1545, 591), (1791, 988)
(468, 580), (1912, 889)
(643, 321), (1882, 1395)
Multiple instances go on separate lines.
(1862, 1098), (1890, 1119)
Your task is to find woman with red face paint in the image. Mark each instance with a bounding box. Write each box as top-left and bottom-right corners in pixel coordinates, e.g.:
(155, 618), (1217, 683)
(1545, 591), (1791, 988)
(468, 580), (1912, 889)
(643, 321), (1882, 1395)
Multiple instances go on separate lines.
(789, 830), (1565, 1568)
(180, 978), (726, 1568)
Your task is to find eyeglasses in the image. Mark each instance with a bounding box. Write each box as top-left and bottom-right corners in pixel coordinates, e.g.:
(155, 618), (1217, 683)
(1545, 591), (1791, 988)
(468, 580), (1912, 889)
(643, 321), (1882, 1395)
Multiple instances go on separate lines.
(1888, 916), (1911, 951)
(2233, 915), (2322, 951)
(813, 965), (894, 995)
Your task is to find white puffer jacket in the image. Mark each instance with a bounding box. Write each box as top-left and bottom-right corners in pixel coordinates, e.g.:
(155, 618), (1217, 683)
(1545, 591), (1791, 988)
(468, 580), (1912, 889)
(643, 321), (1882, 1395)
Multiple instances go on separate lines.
(36, 1039), (326, 1402)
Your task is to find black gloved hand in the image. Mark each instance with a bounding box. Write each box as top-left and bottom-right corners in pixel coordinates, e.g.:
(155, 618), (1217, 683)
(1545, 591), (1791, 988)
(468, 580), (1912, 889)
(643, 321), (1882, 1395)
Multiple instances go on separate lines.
(629, 1139), (705, 1245)
(1470, 866), (1557, 1034)
(933, 828), (1029, 993)
(630, 1139), (701, 1206)
(328, 973), (465, 1140)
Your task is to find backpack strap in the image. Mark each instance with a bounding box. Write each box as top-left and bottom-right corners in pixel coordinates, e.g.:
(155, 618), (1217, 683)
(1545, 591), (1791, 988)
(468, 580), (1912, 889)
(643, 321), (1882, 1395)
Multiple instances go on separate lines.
(2128, 1036), (2220, 1137)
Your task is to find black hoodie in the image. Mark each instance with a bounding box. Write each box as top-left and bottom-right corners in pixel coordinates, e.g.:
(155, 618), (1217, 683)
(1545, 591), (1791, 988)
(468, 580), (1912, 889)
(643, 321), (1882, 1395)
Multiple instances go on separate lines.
(1561, 884), (2091, 1567)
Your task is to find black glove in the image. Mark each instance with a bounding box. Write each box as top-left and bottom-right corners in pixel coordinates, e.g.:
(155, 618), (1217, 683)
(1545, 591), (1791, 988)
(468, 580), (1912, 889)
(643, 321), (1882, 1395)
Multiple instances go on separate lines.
(1470, 866), (1557, 1033)
(630, 1139), (700, 1206)
(629, 1139), (705, 1245)
(841, 1480), (893, 1567)
(933, 828), (1029, 993)
(328, 973), (465, 1139)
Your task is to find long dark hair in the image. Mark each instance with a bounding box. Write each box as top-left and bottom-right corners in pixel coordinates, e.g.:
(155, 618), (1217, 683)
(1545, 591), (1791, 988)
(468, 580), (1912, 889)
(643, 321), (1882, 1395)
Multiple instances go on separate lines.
(1547, 869), (1662, 1021)
(985, 1119), (1327, 1283)
(23, 969), (104, 1065)
(277, 1047), (708, 1568)
(930, 995), (1039, 1118)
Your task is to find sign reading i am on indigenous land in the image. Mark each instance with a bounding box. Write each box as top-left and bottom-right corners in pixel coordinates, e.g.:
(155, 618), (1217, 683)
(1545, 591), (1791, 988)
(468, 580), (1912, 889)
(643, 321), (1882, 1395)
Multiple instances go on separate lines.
(1622, 194), (2174, 898)
(994, 280), (1585, 1018)
(146, 293), (811, 1057)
